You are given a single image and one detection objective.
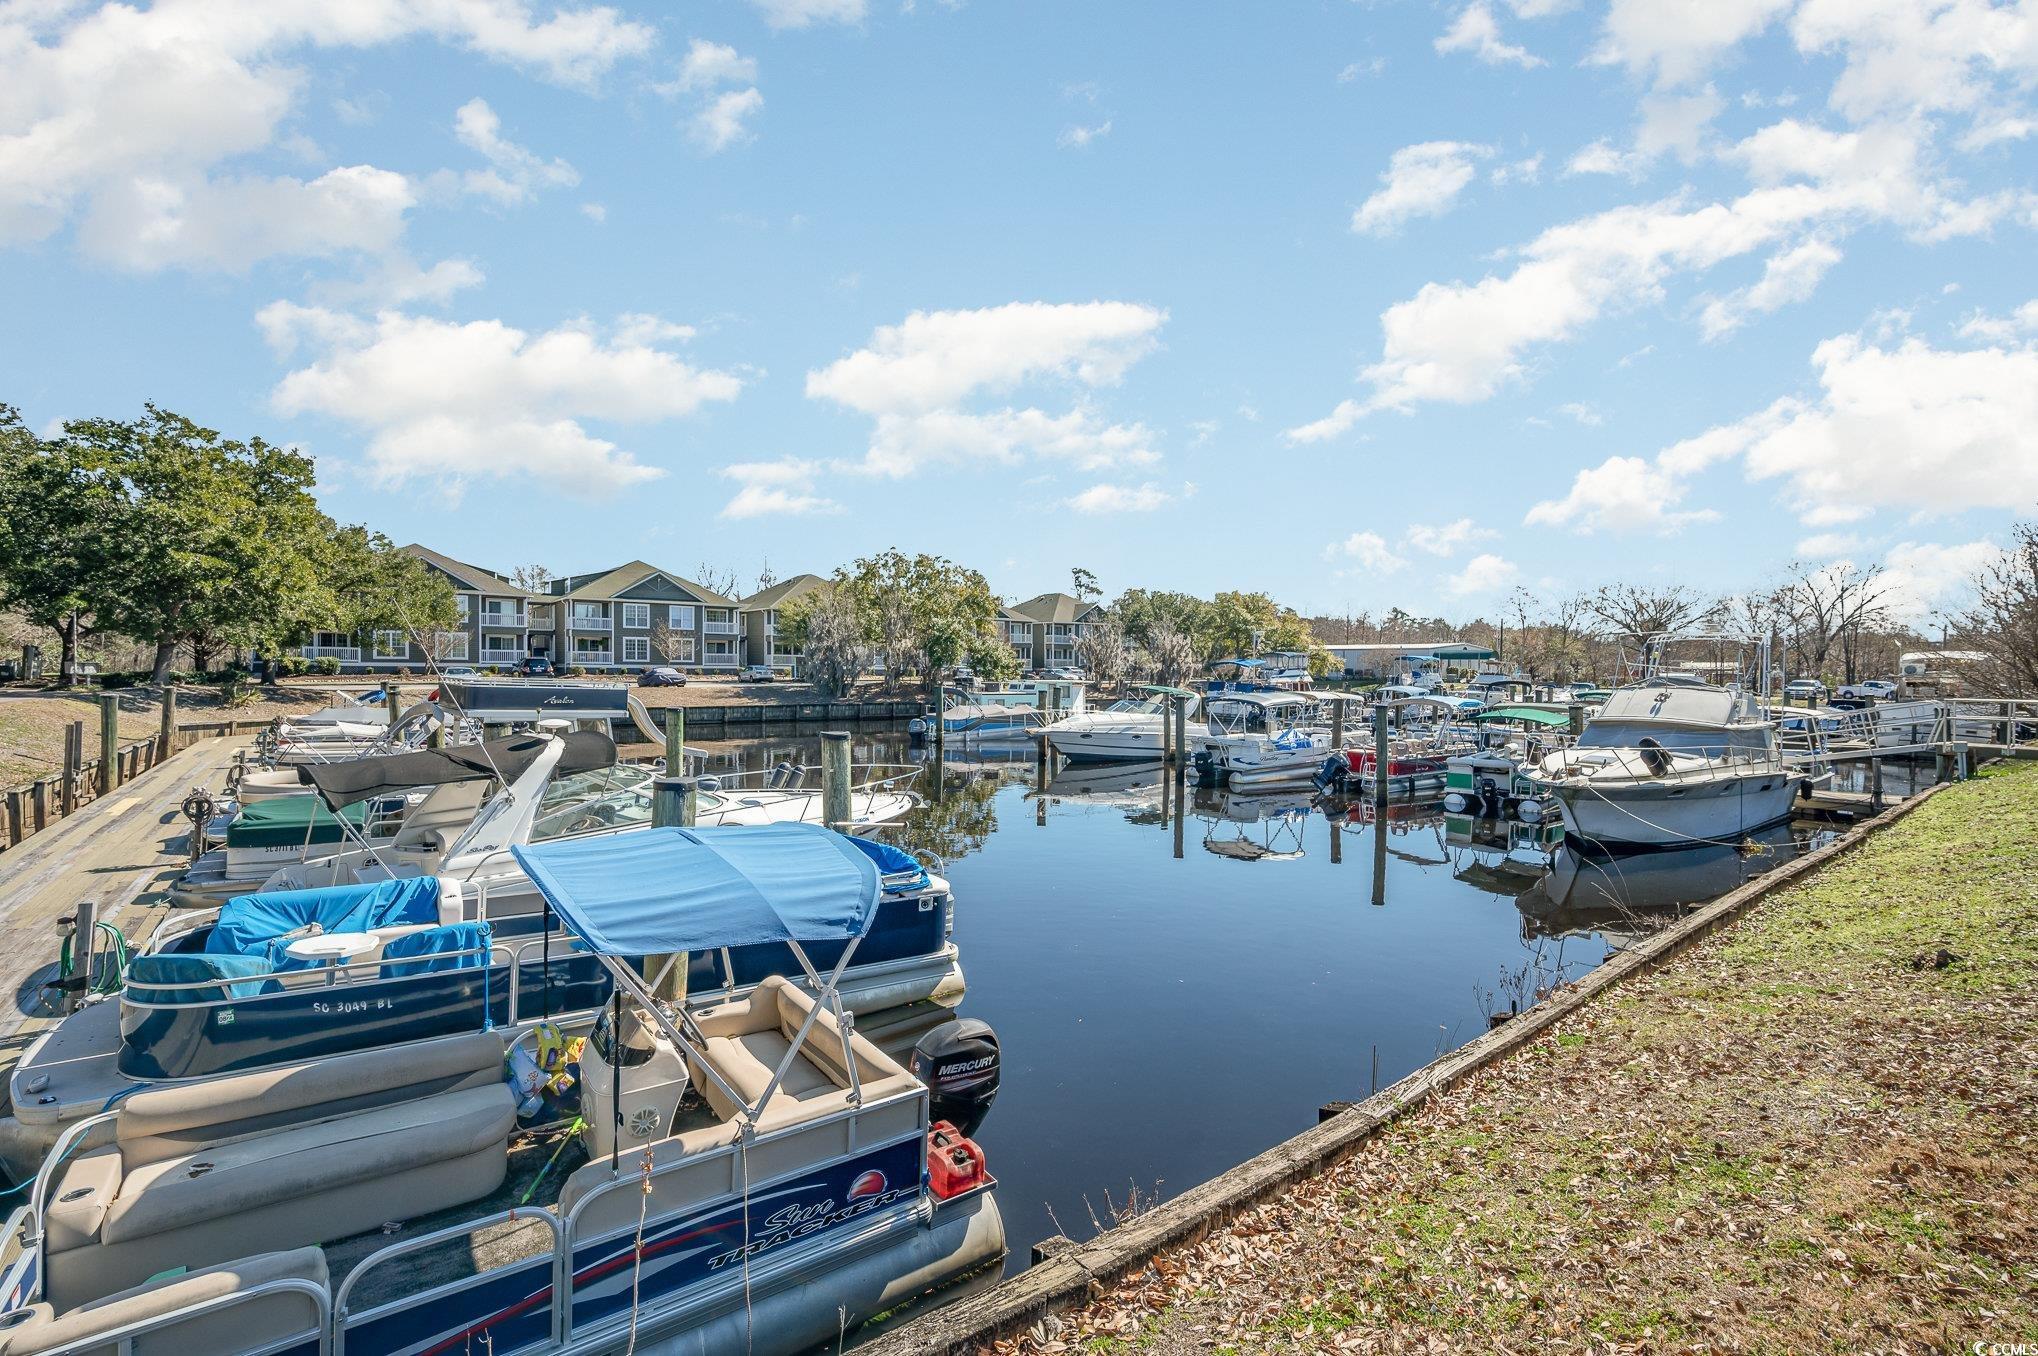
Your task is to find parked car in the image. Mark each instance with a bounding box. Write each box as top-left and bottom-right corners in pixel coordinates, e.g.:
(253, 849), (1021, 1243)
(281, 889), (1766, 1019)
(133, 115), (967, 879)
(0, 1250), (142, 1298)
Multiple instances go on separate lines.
(440, 665), (478, 678)
(742, 664), (776, 682)
(1783, 678), (1828, 704)
(1044, 667), (1086, 682)
(1838, 678), (1898, 700)
(515, 656), (555, 678)
(638, 665), (687, 688)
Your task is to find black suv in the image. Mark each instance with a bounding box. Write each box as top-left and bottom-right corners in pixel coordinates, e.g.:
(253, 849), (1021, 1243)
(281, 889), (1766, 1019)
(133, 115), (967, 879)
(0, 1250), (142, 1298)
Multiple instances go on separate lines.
(515, 656), (556, 678)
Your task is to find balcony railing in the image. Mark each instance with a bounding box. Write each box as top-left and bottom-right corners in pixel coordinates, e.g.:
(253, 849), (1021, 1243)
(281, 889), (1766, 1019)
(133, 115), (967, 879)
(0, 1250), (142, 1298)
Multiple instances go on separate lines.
(705, 621), (738, 635)
(300, 645), (362, 662)
(478, 610), (528, 628)
(480, 645), (523, 659)
(568, 616), (611, 631)
(571, 650), (614, 665)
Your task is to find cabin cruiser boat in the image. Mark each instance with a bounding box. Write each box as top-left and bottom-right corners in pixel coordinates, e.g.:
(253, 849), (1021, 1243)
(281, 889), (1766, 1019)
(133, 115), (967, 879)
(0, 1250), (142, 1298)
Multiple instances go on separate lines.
(0, 825), (1002, 1355)
(2, 762), (958, 1177)
(1043, 687), (1194, 763)
(1192, 692), (1334, 788)
(911, 680), (1087, 742)
(1523, 677), (1807, 848)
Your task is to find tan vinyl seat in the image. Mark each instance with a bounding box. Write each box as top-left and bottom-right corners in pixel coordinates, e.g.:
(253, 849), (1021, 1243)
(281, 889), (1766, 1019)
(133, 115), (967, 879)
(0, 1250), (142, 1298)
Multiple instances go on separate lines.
(686, 976), (920, 1129)
(0, 1247), (327, 1356)
(42, 1033), (514, 1311)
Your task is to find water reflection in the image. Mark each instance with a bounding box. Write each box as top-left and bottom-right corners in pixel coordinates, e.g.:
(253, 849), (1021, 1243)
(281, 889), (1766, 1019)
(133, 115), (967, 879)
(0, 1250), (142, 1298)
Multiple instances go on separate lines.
(630, 730), (1864, 1266)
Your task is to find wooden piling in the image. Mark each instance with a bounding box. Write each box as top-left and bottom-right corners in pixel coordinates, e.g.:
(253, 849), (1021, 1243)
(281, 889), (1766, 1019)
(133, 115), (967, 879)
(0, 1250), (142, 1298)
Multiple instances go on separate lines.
(30, 779), (48, 833)
(1372, 703), (1391, 812)
(4, 789), (23, 846)
(61, 721), (81, 816)
(159, 687), (177, 753)
(651, 775), (696, 829)
(821, 731), (852, 830)
(662, 708), (686, 773)
(1567, 702), (1585, 737)
(97, 694), (119, 797)
(384, 685), (401, 729)
(1330, 697), (1347, 755)
(1870, 756), (1883, 812)
(1173, 698), (1188, 783)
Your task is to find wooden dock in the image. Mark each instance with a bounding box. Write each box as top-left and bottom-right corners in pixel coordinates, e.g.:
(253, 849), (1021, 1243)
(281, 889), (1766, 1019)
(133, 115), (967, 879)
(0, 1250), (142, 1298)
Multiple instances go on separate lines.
(0, 735), (246, 1061)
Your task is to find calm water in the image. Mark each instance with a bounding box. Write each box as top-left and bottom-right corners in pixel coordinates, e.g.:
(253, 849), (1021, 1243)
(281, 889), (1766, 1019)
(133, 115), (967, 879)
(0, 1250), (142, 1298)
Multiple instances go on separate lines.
(658, 727), (1838, 1266)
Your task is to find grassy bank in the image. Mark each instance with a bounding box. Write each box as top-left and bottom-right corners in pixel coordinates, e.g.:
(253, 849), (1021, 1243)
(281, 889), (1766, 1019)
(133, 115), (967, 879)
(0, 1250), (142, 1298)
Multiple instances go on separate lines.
(0, 686), (342, 787)
(1000, 765), (2038, 1355)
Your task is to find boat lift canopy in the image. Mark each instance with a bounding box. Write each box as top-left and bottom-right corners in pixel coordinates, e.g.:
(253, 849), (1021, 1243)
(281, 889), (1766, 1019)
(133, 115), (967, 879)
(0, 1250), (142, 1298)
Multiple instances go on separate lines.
(513, 824), (886, 1143)
(300, 731), (617, 807)
(1468, 705), (1572, 728)
(513, 823), (881, 955)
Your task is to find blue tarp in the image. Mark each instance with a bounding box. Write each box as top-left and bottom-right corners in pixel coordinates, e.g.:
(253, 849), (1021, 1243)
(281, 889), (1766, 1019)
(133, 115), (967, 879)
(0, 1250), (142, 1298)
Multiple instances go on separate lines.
(380, 921), (493, 978)
(206, 878), (443, 960)
(512, 823), (881, 957)
(126, 953), (279, 1004)
(843, 835), (930, 893)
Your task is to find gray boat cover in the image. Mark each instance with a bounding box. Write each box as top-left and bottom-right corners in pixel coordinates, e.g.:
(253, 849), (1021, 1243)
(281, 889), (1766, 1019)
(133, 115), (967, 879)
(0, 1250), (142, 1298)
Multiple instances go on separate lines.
(300, 732), (617, 807)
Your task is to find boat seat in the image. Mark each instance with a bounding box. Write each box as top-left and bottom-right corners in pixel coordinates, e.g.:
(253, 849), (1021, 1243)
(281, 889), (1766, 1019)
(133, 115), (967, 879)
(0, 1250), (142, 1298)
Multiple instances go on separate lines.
(685, 977), (919, 1131)
(0, 1247), (327, 1355)
(42, 1033), (513, 1310)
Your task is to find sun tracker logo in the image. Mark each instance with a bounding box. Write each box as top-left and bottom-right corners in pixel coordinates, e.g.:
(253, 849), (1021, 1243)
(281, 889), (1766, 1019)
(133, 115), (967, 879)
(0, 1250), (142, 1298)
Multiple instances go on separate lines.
(847, 1170), (887, 1200)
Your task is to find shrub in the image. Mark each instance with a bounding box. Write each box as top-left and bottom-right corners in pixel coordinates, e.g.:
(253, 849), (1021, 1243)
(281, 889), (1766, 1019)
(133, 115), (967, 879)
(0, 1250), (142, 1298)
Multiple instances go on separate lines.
(97, 671), (139, 689)
(310, 657), (341, 676)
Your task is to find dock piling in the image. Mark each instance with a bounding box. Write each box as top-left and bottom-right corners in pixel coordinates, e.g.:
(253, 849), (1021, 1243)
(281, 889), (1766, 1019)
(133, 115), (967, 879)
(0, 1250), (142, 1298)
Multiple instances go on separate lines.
(662, 708), (686, 773)
(62, 721), (81, 816)
(384, 685), (400, 729)
(651, 774), (696, 829)
(821, 731), (851, 830)
(1870, 756), (1883, 812)
(97, 694), (119, 797)
(1567, 702), (1585, 738)
(159, 687), (176, 753)
(1372, 704), (1390, 813)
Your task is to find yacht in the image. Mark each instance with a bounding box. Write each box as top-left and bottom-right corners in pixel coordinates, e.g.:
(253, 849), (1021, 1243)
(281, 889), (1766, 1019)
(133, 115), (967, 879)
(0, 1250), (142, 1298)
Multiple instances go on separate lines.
(0, 826), (1003, 1355)
(1523, 677), (1806, 848)
(911, 679), (1086, 741)
(1042, 689), (1190, 763)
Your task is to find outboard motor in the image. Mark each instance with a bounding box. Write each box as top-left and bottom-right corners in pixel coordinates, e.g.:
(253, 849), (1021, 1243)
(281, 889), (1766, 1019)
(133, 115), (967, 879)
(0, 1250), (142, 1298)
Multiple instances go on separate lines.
(580, 1004), (690, 1159)
(1313, 752), (1347, 792)
(909, 1018), (1000, 1137)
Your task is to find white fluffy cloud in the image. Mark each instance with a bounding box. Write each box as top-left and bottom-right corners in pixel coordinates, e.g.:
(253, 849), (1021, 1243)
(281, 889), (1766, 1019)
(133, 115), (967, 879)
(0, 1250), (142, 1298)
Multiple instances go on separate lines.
(453, 98), (578, 204)
(1406, 518), (1500, 556)
(1529, 327), (2038, 535)
(748, 0), (867, 29)
(718, 459), (840, 518)
(1436, 2), (1544, 67)
(1791, 0), (2038, 125)
(1291, 116), (2011, 438)
(1351, 141), (1492, 236)
(266, 308), (742, 497)
(1591, 0), (1792, 87)
(807, 301), (1168, 477)
(660, 38), (763, 152)
(671, 39), (757, 94)
(1697, 236), (1843, 339)
(1058, 121), (1113, 150)
(1880, 538), (1999, 621)
(1066, 481), (1177, 514)
(1447, 553), (1522, 596)
(0, 0), (651, 267)
(1326, 531), (1407, 572)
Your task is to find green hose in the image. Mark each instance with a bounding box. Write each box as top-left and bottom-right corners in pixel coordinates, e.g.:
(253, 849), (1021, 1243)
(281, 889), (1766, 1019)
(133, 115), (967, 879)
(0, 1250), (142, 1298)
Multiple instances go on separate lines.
(57, 921), (132, 997)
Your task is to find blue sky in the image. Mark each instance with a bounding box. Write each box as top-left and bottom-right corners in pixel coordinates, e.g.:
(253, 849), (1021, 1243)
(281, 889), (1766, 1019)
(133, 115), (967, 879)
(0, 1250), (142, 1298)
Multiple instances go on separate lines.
(3, 0), (2034, 622)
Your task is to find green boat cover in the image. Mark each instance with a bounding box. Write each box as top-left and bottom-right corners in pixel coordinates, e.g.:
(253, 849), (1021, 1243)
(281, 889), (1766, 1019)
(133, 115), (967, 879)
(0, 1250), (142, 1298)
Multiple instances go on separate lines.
(225, 796), (370, 849)
(1468, 705), (1572, 728)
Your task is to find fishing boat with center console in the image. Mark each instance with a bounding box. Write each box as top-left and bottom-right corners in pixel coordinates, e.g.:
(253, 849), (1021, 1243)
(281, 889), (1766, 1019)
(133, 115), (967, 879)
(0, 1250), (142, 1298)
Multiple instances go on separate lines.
(0, 824), (1003, 1355)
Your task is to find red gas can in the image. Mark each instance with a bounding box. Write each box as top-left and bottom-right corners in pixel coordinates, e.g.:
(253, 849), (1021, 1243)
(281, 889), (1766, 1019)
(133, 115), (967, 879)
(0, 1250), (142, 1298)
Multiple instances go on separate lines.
(927, 1120), (988, 1199)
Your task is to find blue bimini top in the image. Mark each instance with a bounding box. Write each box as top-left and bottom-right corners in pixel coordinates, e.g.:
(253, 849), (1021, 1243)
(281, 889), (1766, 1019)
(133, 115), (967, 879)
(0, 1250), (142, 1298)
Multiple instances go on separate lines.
(512, 823), (881, 958)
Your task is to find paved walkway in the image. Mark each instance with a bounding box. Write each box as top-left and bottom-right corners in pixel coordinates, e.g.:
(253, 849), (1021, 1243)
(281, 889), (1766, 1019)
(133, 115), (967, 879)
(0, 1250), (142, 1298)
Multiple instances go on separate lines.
(0, 736), (246, 1056)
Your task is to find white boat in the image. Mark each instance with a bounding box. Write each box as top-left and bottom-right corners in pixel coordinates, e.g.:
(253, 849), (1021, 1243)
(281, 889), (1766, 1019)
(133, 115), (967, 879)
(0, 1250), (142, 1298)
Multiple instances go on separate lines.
(0, 826), (1003, 1355)
(1194, 692), (1335, 788)
(1524, 677), (1806, 848)
(1043, 690), (1187, 763)
(912, 679), (1087, 742)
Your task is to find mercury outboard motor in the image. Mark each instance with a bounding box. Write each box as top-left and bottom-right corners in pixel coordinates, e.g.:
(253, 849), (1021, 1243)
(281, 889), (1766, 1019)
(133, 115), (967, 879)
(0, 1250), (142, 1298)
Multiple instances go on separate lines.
(910, 1018), (1000, 1137)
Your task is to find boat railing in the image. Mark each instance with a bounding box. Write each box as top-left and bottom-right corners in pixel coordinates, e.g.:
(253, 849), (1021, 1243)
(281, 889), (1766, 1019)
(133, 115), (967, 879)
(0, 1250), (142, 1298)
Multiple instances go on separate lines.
(334, 1206), (562, 1352)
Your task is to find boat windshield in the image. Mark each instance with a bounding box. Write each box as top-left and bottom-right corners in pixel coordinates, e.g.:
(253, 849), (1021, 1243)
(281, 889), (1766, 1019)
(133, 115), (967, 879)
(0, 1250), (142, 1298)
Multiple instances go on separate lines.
(1105, 697), (1164, 714)
(531, 766), (653, 840)
(1576, 721), (1773, 754)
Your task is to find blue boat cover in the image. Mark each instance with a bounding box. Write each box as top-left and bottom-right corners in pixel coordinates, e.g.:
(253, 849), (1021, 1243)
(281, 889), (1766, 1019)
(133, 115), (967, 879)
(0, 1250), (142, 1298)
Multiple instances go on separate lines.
(126, 953), (279, 1004)
(380, 921), (493, 978)
(512, 823), (881, 957)
(843, 835), (930, 893)
(206, 878), (443, 960)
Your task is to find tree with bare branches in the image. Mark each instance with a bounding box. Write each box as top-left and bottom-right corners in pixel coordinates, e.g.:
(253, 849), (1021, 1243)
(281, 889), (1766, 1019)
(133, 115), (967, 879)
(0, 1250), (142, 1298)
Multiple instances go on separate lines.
(1956, 522), (2038, 694)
